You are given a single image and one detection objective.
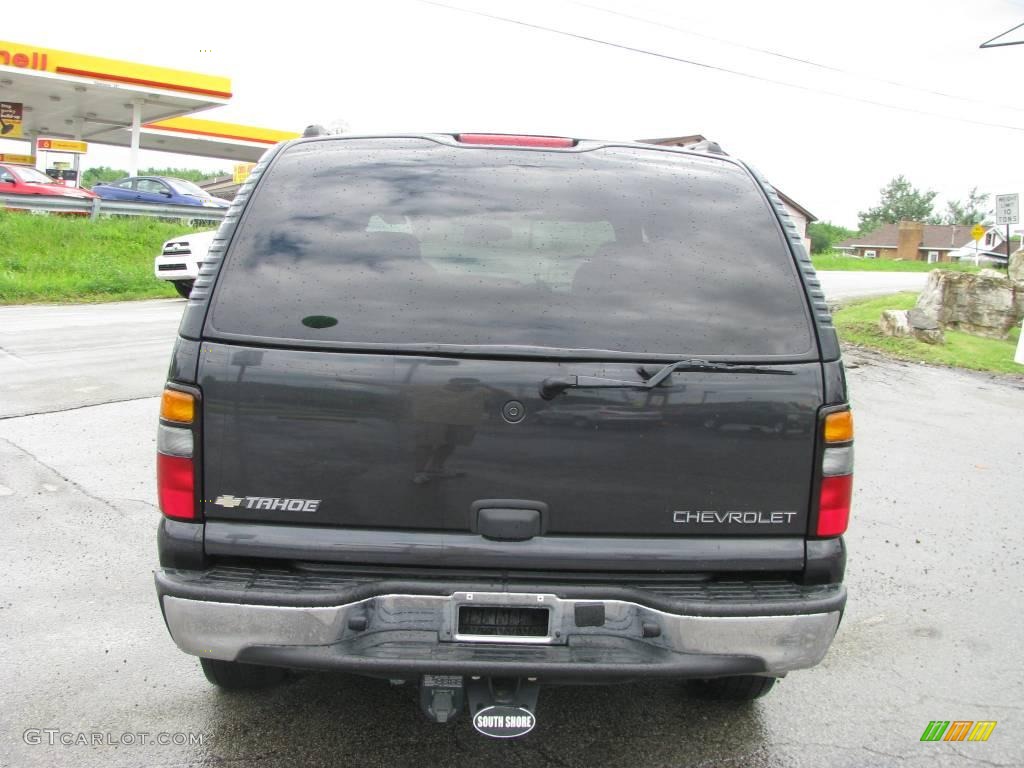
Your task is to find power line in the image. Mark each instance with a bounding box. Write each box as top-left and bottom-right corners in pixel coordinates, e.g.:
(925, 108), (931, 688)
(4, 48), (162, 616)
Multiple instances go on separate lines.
(571, 1), (1024, 113)
(417, 0), (1024, 134)
(980, 20), (1024, 48)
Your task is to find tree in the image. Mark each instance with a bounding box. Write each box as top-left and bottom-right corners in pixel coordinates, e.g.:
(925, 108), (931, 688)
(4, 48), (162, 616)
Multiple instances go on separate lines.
(857, 175), (939, 232)
(139, 167), (229, 183)
(81, 166), (127, 188)
(81, 165), (229, 189)
(943, 187), (990, 226)
(808, 220), (856, 254)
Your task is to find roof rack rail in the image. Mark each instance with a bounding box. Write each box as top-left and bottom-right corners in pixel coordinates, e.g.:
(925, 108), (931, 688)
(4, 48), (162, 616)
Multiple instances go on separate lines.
(686, 139), (727, 156)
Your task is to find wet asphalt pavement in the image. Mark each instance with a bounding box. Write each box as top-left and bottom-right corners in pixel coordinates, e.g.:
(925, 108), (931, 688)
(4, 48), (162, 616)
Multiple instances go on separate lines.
(1, 294), (1022, 767)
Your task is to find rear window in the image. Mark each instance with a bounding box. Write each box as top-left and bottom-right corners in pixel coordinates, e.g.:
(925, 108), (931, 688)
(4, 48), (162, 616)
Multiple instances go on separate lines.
(208, 139), (814, 358)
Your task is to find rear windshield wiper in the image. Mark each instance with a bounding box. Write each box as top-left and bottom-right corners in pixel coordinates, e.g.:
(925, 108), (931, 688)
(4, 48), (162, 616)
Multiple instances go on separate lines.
(539, 358), (794, 400)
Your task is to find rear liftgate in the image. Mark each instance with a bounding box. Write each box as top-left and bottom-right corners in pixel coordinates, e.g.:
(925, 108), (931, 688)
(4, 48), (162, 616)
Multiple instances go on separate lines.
(420, 592), (554, 737)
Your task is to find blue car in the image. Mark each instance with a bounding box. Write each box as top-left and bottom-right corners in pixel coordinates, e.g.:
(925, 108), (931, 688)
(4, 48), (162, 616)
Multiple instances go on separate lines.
(91, 176), (230, 208)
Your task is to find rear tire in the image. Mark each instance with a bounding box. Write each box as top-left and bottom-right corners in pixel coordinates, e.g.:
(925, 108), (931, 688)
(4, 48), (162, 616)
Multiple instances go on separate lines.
(199, 658), (287, 690)
(173, 280), (194, 298)
(686, 675), (777, 701)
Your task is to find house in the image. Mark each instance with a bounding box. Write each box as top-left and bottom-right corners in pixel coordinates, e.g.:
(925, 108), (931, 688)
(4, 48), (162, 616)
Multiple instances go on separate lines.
(948, 227), (1017, 265)
(835, 221), (1010, 264)
(638, 135), (818, 253)
(773, 190), (817, 256)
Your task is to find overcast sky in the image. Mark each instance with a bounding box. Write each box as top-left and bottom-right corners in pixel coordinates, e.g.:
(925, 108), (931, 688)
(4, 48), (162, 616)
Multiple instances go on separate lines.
(4, 0), (1023, 227)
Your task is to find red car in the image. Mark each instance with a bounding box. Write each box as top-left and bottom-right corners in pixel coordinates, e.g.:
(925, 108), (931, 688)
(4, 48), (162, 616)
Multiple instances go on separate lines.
(0, 163), (97, 211)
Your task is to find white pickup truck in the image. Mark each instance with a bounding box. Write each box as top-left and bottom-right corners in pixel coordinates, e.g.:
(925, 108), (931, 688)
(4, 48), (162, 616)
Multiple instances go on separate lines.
(154, 229), (217, 298)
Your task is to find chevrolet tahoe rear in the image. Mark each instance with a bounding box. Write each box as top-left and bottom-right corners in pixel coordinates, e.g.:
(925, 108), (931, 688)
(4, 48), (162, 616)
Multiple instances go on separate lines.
(153, 133), (852, 735)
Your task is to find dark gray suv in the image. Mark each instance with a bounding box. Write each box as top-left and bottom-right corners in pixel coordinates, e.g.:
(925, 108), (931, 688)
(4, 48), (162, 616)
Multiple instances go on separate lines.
(154, 133), (852, 737)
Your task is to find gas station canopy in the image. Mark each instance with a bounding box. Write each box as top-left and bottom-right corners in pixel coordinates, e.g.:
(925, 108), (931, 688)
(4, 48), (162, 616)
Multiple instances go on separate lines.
(102, 116), (301, 162)
(0, 40), (299, 167)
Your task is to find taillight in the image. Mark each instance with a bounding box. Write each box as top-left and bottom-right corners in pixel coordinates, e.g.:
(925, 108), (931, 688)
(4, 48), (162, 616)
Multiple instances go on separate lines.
(157, 453), (194, 521)
(455, 133), (575, 148)
(823, 410), (853, 443)
(157, 388), (197, 521)
(817, 410), (853, 537)
(161, 389), (194, 424)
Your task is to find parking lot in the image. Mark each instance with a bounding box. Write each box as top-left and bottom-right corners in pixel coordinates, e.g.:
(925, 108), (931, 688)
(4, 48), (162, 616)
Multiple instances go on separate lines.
(1, 284), (1021, 768)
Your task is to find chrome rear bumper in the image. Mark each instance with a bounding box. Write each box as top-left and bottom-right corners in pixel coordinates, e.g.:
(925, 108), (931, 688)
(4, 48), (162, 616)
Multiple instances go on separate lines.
(161, 588), (841, 678)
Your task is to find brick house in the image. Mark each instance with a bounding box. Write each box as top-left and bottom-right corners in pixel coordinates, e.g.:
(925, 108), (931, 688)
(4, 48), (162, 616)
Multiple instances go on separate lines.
(835, 221), (1009, 264)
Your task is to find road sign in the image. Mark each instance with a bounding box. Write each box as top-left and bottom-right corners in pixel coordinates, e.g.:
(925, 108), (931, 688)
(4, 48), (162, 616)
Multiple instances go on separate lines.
(36, 138), (88, 154)
(971, 224), (986, 241)
(995, 193), (1019, 225)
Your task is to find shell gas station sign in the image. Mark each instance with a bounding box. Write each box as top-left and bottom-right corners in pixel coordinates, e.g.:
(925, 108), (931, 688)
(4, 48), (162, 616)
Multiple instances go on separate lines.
(232, 162), (256, 184)
(37, 138), (88, 154)
(0, 153), (35, 165)
(0, 40), (232, 98)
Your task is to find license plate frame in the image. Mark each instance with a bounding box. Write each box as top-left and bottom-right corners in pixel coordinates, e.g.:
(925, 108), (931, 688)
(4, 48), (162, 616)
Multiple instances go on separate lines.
(443, 591), (564, 645)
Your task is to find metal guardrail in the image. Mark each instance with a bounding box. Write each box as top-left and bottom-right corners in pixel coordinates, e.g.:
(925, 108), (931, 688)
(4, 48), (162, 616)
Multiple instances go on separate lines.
(0, 193), (228, 222)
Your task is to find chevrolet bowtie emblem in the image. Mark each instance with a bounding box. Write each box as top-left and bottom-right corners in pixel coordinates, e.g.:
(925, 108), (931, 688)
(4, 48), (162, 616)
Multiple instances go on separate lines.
(214, 494), (243, 508)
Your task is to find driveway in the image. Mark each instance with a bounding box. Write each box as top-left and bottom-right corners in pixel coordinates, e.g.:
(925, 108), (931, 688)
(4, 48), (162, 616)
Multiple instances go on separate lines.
(815, 271), (927, 301)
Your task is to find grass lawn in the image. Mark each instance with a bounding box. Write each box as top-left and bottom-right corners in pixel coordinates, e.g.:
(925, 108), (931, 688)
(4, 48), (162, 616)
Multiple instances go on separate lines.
(834, 293), (1023, 375)
(0, 212), (207, 304)
(812, 253), (982, 273)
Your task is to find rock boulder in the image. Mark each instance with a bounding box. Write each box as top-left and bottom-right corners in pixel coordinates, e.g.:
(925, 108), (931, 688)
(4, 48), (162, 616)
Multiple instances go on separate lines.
(879, 308), (945, 344)
(914, 269), (1023, 340)
(1009, 250), (1024, 284)
(880, 309), (911, 338)
(907, 308), (944, 344)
